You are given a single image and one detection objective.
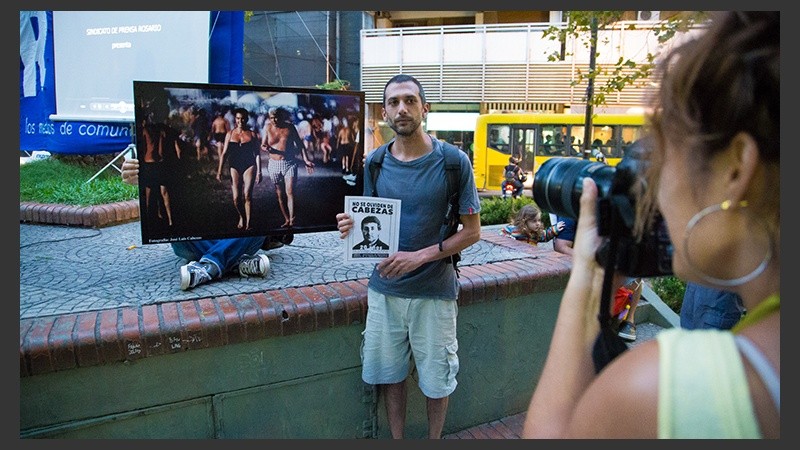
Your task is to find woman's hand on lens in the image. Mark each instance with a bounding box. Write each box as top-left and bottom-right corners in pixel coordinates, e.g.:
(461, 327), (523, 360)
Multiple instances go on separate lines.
(573, 178), (603, 272)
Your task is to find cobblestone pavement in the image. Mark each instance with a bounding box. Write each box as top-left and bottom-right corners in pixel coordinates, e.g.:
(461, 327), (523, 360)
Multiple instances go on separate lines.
(19, 223), (532, 320)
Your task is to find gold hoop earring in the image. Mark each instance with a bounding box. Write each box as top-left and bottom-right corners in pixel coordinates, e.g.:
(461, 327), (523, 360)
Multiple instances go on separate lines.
(682, 200), (772, 287)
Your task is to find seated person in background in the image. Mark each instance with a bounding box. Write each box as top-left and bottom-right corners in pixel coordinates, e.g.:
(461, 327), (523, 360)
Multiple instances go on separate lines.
(552, 215), (576, 256)
(489, 128), (507, 148)
(499, 204), (564, 246)
(121, 158), (270, 290)
(551, 133), (566, 156)
(542, 135), (564, 156)
(539, 135), (555, 154)
(570, 136), (582, 155)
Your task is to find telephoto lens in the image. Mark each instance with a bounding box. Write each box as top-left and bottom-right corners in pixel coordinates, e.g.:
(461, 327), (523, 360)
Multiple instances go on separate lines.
(532, 157), (616, 220)
(532, 146), (673, 277)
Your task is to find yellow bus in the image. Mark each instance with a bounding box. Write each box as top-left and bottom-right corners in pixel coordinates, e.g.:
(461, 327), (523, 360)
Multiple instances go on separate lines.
(472, 113), (646, 191)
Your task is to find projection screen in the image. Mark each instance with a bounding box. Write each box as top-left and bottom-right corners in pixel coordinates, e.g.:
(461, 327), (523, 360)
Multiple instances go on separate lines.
(51, 11), (209, 123)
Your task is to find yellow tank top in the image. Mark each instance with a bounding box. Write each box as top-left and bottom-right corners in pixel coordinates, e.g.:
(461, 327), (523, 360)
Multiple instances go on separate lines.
(657, 328), (761, 438)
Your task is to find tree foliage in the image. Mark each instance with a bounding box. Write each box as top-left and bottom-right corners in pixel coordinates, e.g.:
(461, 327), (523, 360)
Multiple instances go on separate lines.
(315, 79), (351, 91)
(543, 11), (709, 108)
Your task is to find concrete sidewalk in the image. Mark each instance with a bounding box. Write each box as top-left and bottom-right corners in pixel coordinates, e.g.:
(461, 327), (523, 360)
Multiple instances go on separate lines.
(19, 222), (534, 321)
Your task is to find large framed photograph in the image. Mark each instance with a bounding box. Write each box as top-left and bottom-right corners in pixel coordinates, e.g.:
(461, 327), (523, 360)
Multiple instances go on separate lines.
(133, 81), (365, 244)
(344, 196), (401, 263)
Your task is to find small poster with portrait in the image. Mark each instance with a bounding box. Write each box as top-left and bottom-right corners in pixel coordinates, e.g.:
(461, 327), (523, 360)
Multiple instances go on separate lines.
(344, 196), (401, 263)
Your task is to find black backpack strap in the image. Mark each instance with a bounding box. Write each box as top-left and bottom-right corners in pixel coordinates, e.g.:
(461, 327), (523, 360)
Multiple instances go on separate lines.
(368, 143), (389, 197)
(437, 140), (463, 277)
(438, 142), (461, 249)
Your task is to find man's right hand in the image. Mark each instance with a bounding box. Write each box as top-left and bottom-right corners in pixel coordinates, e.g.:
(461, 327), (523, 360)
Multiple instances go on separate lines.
(336, 212), (353, 239)
(121, 158), (140, 186)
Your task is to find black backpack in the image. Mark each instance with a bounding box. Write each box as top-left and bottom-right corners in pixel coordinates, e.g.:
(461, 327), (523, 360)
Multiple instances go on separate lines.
(505, 163), (525, 182)
(368, 138), (463, 276)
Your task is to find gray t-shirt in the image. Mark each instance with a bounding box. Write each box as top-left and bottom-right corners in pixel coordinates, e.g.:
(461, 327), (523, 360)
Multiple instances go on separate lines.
(364, 137), (481, 300)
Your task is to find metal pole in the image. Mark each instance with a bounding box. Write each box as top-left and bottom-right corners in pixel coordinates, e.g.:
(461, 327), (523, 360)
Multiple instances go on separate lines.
(582, 16), (598, 160)
(85, 144), (136, 184)
(326, 11), (331, 83)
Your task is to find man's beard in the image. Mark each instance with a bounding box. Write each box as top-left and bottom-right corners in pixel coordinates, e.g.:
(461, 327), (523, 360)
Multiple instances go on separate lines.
(387, 116), (421, 136)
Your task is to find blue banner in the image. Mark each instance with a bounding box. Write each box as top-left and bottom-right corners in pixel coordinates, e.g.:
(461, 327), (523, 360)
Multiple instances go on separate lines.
(19, 11), (244, 155)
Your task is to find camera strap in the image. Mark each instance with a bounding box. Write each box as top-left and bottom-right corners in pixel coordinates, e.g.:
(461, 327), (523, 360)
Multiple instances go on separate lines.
(591, 202), (630, 374)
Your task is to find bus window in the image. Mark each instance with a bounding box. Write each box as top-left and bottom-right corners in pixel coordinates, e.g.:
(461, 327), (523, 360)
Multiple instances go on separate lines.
(540, 125), (567, 156)
(568, 126), (585, 155)
(572, 125), (620, 158)
(488, 125), (511, 154)
(511, 127), (537, 177)
(620, 125), (644, 156)
(512, 128), (533, 161)
(604, 137), (621, 158)
(593, 125), (617, 158)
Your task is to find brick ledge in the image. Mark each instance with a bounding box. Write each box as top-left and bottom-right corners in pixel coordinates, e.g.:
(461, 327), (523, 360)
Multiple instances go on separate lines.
(19, 241), (571, 377)
(20, 200), (140, 228)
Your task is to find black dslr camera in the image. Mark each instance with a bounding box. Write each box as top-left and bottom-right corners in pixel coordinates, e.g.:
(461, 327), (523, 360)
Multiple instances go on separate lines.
(532, 140), (673, 277)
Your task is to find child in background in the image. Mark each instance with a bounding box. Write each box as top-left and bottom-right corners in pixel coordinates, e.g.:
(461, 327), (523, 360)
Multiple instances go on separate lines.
(500, 204), (565, 246)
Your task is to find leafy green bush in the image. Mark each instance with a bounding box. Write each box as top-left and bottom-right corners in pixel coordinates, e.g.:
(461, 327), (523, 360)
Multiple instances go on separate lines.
(479, 196), (537, 225)
(19, 157), (137, 207)
(650, 276), (686, 314)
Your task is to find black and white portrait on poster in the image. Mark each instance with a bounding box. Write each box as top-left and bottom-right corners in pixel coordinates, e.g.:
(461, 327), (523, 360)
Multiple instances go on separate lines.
(344, 196), (401, 263)
(133, 81), (365, 244)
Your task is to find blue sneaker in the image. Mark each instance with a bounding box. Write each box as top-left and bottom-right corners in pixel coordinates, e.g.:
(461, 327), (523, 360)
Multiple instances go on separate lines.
(238, 254), (270, 278)
(180, 261), (212, 291)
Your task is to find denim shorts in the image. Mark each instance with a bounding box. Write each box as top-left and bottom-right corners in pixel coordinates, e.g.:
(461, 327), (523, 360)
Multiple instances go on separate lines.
(360, 288), (459, 399)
